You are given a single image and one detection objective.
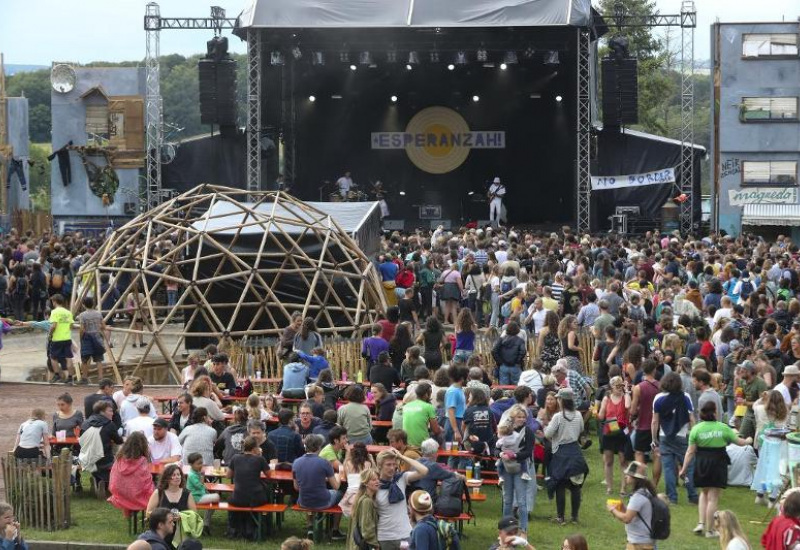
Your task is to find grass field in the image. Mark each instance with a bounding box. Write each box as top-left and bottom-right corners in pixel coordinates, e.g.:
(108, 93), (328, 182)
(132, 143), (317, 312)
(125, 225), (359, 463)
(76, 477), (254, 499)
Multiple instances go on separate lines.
(24, 449), (771, 550)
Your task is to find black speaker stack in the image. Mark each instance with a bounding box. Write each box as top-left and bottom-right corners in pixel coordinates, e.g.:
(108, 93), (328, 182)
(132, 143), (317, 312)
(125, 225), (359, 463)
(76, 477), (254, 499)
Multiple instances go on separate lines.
(199, 36), (237, 127)
(602, 57), (638, 127)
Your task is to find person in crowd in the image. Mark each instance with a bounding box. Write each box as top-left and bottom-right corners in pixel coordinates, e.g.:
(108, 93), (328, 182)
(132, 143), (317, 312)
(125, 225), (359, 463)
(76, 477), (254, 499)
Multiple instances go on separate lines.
(77, 296), (107, 381)
(297, 347), (329, 382)
(715, 510), (751, 550)
(296, 402), (321, 437)
(372, 383), (397, 423)
(402, 383), (441, 447)
(168, 393), (195, 435)
(454, 307), (477, 362)
(389, 323), (414, 374)
(412, 438), (462, 499)
(346, 467), (380, 550)
(293, 317), (323, 355)
(369, 351), (401, 391)
(607, 461), (656, 550)
(281, 353), (310, 399)
(145, 464), (196, 546)
(752, 390), (790, 507)
(562, 534), (588, 550)
(227, 435), (270, 539)
(268, 408), (305, 463)
(374, 447), (428, 549)
(278, 312), (303, 359)
(387, 429), (421, 471)
(737, 359), (769, 440)
(498, 404), (536, 534)
(762, 490), (800, 550)
(215, 407), (249, 465)
(79, 399), (123, 497)
(52, 392), (84, 449)
(178, 407), (217, 465)
(492, 320), (527, 385)
(48, 294), (76, 384)
(487, 516), (535, 550)
(185, 451), (221, 509)
(417, 316), (448, 370)
(83, 378), (119, 425)
(136, 508), (176, 550)
(314, 409), (339, 442)
(462, 386), (494, 457)
(147, 418), (182, 464)
(120, 377), (156, 425)
(363, 324), (391, 368)
(109, 432), (154, 514)
(409, 489), (458, 550)
(0, 502), (28, 550)
(246, 418), (277, 463)
(188, 378), (225, 423)
(319, 425), (349, 473)
(293, 434), (343, 539)
(340, 442), (375, 517)
(125, 396), (156, 438)
(597, 376), (630, 496)
(630, 358), (661, 485)
(182, 353), (201, 388)
(338, 385), (373, 445)
(13, 408), (50, 460)
(209, 353), (236, 395)
(679, 401), (753, 538)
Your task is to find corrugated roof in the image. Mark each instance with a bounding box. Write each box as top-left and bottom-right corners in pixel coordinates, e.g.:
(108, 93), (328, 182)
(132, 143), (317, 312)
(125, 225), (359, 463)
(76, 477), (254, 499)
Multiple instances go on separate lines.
(742, 204), (800, 226)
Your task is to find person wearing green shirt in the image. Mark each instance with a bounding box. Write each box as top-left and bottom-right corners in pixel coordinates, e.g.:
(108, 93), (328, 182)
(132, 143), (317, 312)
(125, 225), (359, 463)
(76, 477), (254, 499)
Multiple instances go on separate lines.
(48, 294), (77, 383)
(680, 400), (752, 538)
(318, 426), (348, 540)
(736, 360), (768, 440)
(185, 452), (219, 534)
(402, 383), (441, 446)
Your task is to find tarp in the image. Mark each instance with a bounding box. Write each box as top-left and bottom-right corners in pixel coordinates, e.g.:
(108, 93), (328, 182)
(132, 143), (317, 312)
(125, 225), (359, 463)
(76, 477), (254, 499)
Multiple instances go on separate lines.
(236, 0), (593, 29)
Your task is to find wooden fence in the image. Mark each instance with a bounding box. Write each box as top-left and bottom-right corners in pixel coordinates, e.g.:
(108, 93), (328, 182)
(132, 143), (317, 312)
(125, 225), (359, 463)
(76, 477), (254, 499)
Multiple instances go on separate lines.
(11, 209), (52, 236)
(1, 449), (72, 531)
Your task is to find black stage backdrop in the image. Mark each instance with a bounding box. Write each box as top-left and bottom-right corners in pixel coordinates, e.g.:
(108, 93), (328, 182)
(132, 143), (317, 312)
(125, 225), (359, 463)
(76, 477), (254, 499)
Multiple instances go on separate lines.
(162, 130), (246, 192)
(287, 60), (577, 226)
(593, 128), (703, 231)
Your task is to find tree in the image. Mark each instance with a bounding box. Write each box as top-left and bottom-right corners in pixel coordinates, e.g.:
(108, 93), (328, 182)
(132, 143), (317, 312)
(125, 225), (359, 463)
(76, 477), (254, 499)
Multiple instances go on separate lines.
(28, 144), (51, 211)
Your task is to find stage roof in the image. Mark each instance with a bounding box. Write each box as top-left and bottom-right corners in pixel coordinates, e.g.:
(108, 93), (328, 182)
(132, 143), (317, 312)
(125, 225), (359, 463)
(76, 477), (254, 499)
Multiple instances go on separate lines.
(236, 0), (594, 29)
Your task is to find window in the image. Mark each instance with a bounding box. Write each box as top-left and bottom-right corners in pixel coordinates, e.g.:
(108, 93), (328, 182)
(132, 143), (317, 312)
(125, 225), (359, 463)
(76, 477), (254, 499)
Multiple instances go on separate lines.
(740, 97), (799, 121)
(742, 33), (798, 58)
(85, 103), (109, 140)
(742, 161), (798, 186)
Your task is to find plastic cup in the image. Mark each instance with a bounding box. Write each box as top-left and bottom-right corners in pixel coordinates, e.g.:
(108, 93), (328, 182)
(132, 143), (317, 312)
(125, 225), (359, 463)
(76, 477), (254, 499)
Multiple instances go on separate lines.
(445, 442), (453, 451)
(465, 469), (473, 480)
(606, 498), (622, 511)
(56, 430), (66, 442)
(256, 371), (262, 380)
(269, 462), (276, 470)
(472, 486), (480, 496)
(213, 459), (221, 470)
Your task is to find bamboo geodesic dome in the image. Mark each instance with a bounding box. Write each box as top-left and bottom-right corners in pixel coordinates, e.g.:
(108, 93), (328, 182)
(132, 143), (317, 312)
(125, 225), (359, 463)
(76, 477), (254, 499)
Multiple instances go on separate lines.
(72, 184), (387, 382)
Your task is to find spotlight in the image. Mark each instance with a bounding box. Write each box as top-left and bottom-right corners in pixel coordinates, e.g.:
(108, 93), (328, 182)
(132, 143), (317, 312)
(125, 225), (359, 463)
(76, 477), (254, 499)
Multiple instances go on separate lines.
(391, 95), (398, 103)
(399, 191), (406, 196)
(270, 51), (285, 66)
(555, 95), (563, 102)
(476, 47), (488, 62)
(523, 46), (536, 59)
(312, 52), (325, 66)
(408, 51), (419, 65)
(545, 51), (560, 65)
(386, 50), (397, 63)
(500, 63), (508, 70)
(472, 95), (480, 103)
(455, 51), (468, 65)
(291, 46), (303, 60)
(503, 51), (518, 65)
(406, 64), (413, 71)
(429, 51), (440, 63)
(447, 64), (455, 71)
(339, 51), (350, 63)
(468, 191), (475, 196)
(349, 64), (357, 71)
(359, 51), (373, 65)
(308, 95), (316, 102)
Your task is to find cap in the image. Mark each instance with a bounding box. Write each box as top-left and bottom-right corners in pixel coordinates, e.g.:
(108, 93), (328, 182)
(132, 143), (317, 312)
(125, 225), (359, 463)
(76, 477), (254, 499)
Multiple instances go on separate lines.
(624, 461), (648, 480)
(738, 360), (756, 372)
(498, 516), (519, 532)
(784, 364), (800, 376)
(493, 177), (501, 184)
(153, 418), (169, 428)
(409, 490), (433, 514)
(729, 339), (742, 351)
(556, 387), (574, 400)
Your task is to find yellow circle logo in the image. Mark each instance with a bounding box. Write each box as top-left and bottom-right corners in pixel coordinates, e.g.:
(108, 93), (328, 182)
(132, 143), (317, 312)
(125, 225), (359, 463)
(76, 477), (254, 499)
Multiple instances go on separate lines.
(405, 107), (471, 174)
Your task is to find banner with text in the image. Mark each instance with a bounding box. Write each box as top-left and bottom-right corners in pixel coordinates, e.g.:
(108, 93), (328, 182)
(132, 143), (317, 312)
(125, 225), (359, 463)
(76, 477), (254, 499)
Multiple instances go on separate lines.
(728, 187), (798, 206)
(591, 167), (676, 191)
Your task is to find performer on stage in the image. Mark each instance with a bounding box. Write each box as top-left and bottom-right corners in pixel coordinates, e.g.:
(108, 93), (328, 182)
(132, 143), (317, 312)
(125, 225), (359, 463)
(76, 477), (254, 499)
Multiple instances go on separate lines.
(488, 176), (506, 228)
(337, 171), (353, 200)
(373, 180), (389, 219)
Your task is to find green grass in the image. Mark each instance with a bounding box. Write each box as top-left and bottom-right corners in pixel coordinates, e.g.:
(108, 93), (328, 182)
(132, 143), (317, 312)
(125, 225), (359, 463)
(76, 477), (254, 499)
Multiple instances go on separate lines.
(24, 450), (770, 550)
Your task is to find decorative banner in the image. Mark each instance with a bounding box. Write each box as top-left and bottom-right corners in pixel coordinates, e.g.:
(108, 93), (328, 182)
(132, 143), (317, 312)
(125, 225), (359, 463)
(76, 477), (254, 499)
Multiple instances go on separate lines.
(371, 107), (505, 174)
(591, 167), (676, 191)
(728, 187), (798, 206)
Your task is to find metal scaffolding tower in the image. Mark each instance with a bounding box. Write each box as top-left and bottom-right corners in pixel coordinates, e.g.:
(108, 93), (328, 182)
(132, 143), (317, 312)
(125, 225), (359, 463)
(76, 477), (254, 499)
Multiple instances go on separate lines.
(576, 29), (593, 233)
(679, 0), (697, 234)
(246, 30), (262, 197)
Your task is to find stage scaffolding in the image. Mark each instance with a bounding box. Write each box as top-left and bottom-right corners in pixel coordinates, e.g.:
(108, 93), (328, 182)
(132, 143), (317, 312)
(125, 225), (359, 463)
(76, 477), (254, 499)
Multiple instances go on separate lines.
(576, 29), (592, 233)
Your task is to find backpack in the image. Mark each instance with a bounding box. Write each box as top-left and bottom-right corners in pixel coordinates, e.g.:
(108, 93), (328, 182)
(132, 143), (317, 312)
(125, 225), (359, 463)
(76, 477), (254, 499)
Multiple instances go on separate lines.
(500, 279), (514, 297)
(479, 283), (492, 303)
(740, 280), (754, 301)
(13, 276), (28, 298)
(51, 268), (64, 290)
(434, 475), (473, 518)
(500, 300), (513, 318)
(636, 490), (671, 540)
(436, 519), (461, 550)
(235, 379), (253, 397)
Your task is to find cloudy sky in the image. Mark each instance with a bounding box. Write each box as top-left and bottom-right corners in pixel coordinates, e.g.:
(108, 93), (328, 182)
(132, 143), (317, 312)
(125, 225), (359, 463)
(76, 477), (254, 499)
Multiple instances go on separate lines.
(1, 0), (797, 66)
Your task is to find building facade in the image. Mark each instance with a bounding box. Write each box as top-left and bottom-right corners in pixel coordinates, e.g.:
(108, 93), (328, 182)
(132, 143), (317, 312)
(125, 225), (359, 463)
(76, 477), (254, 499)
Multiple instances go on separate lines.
(711, 22), (800, 237)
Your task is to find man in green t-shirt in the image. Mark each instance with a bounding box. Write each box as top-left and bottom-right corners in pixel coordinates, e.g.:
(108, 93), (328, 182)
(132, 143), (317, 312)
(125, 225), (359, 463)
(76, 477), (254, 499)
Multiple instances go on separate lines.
(402, 383), (441, 446)
(317, 425), (347, 540)
(48, 294), (76, 383)
(737, 360), (768, 439)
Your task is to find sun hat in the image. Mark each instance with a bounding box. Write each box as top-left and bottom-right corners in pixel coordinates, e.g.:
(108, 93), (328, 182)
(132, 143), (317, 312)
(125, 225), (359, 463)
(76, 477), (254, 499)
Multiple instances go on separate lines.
(409, 490), (433, 514)
(624, 461), (648, 480)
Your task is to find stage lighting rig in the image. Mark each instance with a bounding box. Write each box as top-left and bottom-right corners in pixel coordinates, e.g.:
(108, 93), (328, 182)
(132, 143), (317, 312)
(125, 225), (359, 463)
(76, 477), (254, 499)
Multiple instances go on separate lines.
(447, 64), (455, 71)
(359, 51), (373, 65)
(455, 51), (468, 65)
(555, 95), (563, 102)
(523, 46), (536, 59)
(291, 46), (303, 60)
(312, 52), (325, 66)
(408, 51), (420, 66)
(544, 51), (560, 65)
(391, 95), (398, 103)
(308, 95), (316, 102)
(339, 50), (350, 63)
(387, 47), (398, 63)
(270, 51), (285, 66)
(476, 47), (488, 62)
(472, 95), (480, 103)
(500, 63), (508, 71)
(503, 51), (518, 65)
(349, 64), (357, 71)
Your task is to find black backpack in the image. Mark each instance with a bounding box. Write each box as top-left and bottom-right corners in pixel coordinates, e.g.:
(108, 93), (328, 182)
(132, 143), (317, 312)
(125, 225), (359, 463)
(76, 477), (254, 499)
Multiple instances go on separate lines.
(434, 476), (473, 518)
(636, 490), (670, 540)
(740, 280), (754, 301)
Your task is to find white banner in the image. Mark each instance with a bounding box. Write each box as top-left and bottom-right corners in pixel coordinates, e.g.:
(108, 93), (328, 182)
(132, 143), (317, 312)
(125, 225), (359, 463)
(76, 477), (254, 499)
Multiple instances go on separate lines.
(591, 167), (676, 191)
(728, 187), (798, 206)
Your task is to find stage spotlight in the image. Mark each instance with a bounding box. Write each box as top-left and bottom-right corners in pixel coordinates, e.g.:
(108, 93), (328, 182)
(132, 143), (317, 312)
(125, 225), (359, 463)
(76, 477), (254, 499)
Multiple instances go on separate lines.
(291, 46), (303, 60)
(406, 64), (413, 71)
(545, 51), (560, 65)
(447, 64), (455, 71)
(500, 63), (508, 71)
(455, 51), (468, 65)
(476, 47), (488, 62)
(555, 95), (563, 102)
(430, 51), (440, 63)
(408, 51), (420, 65)
(503, 51), (518, 65)
(468, 191), (475, 196)
(391, 95), (398, 103)
(523, 46), (536, 59)
(387, 50), (398, 63)
(399, 191), (406, 196)
(270, 51), (285, 66)
(339, 51), (350, 63)
(312, 52), (325, 66)
(472, 95), (480, 103)
(349, 64), (357, 71)
(308, 95), (316, 102)
(359, 51), (373, 65)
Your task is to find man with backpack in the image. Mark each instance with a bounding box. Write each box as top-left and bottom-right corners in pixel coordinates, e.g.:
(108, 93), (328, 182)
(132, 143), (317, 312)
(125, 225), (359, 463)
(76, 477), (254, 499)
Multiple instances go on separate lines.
(408, 490), (460, 550)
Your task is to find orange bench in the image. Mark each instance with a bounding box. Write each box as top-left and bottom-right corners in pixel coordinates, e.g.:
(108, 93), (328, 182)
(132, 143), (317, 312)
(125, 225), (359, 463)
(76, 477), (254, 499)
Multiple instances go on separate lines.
(196, 502), (287, 540)
(291, 504), (343, 543)
(434, 512), (474, 534)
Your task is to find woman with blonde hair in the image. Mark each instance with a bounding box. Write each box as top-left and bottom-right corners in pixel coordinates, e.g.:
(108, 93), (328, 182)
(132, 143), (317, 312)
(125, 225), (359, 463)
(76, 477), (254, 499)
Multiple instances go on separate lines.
(752, 390), (789, 507)
(715, 510), (750, 550)
(189, 377), (225, 422)
(346, 467), (380, 550)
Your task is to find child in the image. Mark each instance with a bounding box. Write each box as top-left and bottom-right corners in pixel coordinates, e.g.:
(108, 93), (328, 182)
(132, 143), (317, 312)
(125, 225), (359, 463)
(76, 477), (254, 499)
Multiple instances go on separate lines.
(246, 393), (272, 422)
(297, 347), (329, 381)
(185, 452), (219, 530)
(496, 420), (531, 481)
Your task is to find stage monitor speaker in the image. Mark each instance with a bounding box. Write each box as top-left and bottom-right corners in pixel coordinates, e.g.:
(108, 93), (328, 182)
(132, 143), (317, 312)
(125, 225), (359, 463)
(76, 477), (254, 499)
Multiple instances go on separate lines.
(476, 220), (492, 228)
(602, 57), (638, 127)
(430, 220), (452, 230)
(198, 57), (238, 126)
(382, 219), (404, 231)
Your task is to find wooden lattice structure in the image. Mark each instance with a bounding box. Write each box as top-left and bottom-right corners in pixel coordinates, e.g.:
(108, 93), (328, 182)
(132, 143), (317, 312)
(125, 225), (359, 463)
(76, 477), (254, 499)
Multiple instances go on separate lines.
(72, 184), (387, 383)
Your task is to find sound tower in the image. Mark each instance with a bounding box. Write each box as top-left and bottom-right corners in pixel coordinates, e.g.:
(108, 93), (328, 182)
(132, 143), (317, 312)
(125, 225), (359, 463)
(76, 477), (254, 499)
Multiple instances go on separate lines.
(198, 36), (237, 126)
(602, 57), (638, 127)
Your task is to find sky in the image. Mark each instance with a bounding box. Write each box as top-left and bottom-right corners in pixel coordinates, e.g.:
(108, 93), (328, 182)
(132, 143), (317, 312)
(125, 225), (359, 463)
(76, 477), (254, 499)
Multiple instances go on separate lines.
(0, 0), (798, 67)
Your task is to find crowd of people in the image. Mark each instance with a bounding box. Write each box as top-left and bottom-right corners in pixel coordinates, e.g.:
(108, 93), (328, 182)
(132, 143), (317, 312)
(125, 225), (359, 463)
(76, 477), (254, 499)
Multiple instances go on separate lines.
(9, 223), (800, 550)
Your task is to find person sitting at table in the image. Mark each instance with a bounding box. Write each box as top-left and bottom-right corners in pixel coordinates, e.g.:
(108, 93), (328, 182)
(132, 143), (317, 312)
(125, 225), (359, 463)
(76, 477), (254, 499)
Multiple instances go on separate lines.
(411, 438), (463, 499)
(388, 429), (421, 472)
(148, 418), (182, 464)
(268, 408), (304, 464)
(292, 434), (343, 540)
(319, 426), (349, 539)
(246, 419), (277, 464)
(316, 369), (340, 411)
(296, 403), (321, 437)
(372, 383), (397, 423)
(346, 468), (380, 550)
(313, 410), (338, 442)
(340, 443), (376, 517)
(185, 451), (220, 512)
(178, 408), (217, 465)
(369, 351), (401, 392)
(402, 383), (441, 447)
(189, 378), (225, 424)
(246, 394), (273, 422)
(145, 464), (197, 546)
(168, 393), (195, 436)
(80, 400), (123, 499)
(126, 397), (156, 439)
(338, 385), (374, 445)
(182, 353), (202, 389)
(297, 347), (329, 382)
(281, 353), (310, 399)
(209, 354), (236, 396)
(215, 407), (249, 465)
(52, 392), (84, 470)
(13, 408), (50, 460)
(113, 376), (135, 409)
(109, 432), (154, 514)
(307, 386), (327, 419)
(263, 394), (280, 416)
(84, 378), (120, 428)
(119, 377), (156, 426)
(227, 435), (270, 540)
